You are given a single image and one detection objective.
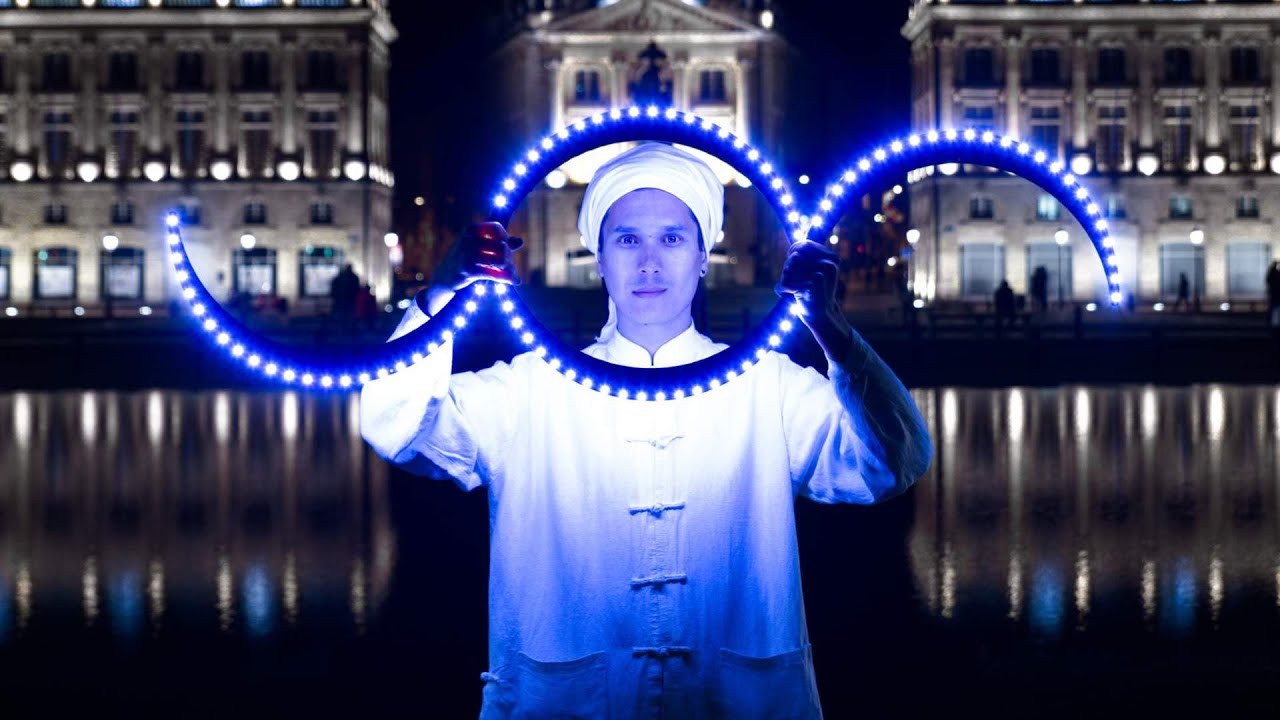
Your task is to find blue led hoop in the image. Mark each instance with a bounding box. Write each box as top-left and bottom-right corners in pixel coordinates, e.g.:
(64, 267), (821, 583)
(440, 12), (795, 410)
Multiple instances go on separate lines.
(163, 212), (491, 390)
(480, 104), (812, 401)
(817, 127), (1124, 305)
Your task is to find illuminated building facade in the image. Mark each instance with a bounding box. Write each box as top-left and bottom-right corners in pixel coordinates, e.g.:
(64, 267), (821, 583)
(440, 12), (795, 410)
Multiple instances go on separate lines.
(0, 0), (395, 317)
(904, 0), (1279, 308)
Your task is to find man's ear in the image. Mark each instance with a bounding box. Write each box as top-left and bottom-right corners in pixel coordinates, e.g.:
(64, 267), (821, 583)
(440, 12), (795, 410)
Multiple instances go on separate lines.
(700, 250), (709, 276)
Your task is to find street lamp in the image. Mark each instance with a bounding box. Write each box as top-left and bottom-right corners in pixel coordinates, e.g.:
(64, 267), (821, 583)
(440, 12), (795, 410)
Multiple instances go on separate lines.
(240, 233), (257, 251)
(1054, 228), (1070, 308)
(102, 234), (119, 318)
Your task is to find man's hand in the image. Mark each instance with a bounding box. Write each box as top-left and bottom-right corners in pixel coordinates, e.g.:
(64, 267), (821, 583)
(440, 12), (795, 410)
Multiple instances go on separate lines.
(775, 240), (853, 361)
(424, 222), (524, 315)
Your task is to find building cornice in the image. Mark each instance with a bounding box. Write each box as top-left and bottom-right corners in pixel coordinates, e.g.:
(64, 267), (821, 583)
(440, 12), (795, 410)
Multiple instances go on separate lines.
(903, 4), (1280, 42)
(0, 9), (396, 43)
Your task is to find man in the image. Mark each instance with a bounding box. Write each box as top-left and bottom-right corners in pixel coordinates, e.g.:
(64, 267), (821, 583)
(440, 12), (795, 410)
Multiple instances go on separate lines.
(361, 143), (933, 718)
(993, 279), (1016, 332)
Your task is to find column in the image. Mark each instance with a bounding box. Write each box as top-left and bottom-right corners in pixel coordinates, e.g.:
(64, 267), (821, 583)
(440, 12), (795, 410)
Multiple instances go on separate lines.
(610, 52), (627, 108)
(79, 41), (98, 154)
(1071, 33), (1089, 150)
(13, 40), (30, 155)
(1272, 32), (1280, 146)
(345, 43), (364, 154)
(734, 57), (751, 138)
(671, 57), (688, 110)
(146, 39), (165, 153)
(937, 36), (955, 128)
(547, 58), (563, 131)
(1138, 32), (1154, 148)
(213, 37), (231, 154)
(1005, 33), (1021, 137)
(280, 39), (297, 154)
(1204, 33), (1221, 148)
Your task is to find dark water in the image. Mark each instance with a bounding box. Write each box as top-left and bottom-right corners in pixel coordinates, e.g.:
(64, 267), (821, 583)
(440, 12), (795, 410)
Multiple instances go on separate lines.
(1, 386), (1278, 717)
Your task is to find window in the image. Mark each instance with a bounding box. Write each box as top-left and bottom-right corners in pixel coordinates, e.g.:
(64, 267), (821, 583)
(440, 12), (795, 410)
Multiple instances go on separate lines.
(1029, 106), (1061, 157)
(1163, 47), (1193, 85)
(1036, 194), (1060, 222)
(43, 111), (72, 179)
(175, 109), (207, 178)
(307, 109), (338, 178)
(962, 105), (995, 130)
(0, 248), (10, 301)
(959, 243), (1006, 299)
(309, 202), (334, 225)
(177, 199), (201, 226)
(1105, 194), (1127, 219)
(44, 203), (68, 225)
(962, 47), (995, 86)
(34, 247), (77, 300)
(106, 52), (138, 92)
(299, 246), (344, 298)
(1096, 105), (1127, 171)
(306, 50), (338, 91)
(101, 247), (144, 301)
(1162, 105), (1193, 171)
(240, 110), (273, 177)
(970, 195), (994, 220)
(243, 202), (267, 225)
(1029, 48), (1060, 85)
(1237, 195), (1259, 219)
(42, 53), (71, 92)
(0, 112), (9, 175)
(232, 247), (277, 296)
(110, 201), (134, 225)
(175, 51), (205, 91)
(1097, 48), (1126, 85)
(1228, 105), (1261, 171)
(574, 70), (603, 103)
(698, 70), (727, 103)
(1229, 46), (1260, 84)
(106, 110), (140, 179)
(1169, 194), (1193, 220)
(1226, 242), (1271, 298)
(240, 50), (271, 91)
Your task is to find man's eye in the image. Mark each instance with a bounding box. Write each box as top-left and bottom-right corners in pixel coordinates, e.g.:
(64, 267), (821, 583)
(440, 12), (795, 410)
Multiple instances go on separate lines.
(618, 235), (636, 245)
(664, 234), (683, 244)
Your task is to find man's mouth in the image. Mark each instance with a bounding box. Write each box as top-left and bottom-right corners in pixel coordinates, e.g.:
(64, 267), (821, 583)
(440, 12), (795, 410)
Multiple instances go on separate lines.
(632, 287), (667, 296)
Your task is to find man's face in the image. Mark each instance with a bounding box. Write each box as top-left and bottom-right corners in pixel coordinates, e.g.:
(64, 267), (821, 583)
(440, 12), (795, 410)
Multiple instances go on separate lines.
(597, 189), (708, 334)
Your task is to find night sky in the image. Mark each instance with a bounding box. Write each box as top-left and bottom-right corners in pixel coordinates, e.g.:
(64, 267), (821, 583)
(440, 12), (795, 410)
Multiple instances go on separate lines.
(386, 1), (912, 233)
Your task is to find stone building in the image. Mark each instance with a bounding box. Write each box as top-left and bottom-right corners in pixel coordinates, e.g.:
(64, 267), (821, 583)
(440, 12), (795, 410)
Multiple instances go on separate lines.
(489, 0), (788, 289)
(903, 0), (1279, 308)
(0, 0), (395, 318)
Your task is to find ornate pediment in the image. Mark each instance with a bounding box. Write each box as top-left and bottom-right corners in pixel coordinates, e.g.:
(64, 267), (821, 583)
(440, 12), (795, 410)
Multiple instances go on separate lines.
(542, 0), (760, 37)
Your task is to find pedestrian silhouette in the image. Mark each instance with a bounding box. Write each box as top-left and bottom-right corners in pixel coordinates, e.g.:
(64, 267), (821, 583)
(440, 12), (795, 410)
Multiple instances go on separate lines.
(993, 280), (1016, 333)
(1030, 266), (1048, 312)
(329, 263), (360, 332)
(1174, 271), (1190, 312)
(1266, 261), (1280, 327)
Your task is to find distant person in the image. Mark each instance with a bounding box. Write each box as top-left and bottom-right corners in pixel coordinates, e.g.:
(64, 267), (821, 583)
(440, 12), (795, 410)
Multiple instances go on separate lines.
(994, 280), (1016, 331)
(1174, 272), (1191, 312)
(1030, 266), (1048, 312)
(329, 263), (360, 330)
(1266, 261), (1280, 328)
(355, 283), (378, 331)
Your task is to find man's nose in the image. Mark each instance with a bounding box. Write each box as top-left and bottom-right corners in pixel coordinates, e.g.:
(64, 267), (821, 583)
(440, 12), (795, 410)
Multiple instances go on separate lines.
(638, 243), (660, 273)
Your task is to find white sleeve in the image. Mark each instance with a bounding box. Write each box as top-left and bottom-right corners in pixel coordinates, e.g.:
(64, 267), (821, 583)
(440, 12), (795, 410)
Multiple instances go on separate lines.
(781, 331), (934, 505)
(359, 303), (521, 492)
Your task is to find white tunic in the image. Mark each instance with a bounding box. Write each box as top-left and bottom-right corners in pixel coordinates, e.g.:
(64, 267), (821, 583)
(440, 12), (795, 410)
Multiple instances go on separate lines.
(360, 303), (933, 719)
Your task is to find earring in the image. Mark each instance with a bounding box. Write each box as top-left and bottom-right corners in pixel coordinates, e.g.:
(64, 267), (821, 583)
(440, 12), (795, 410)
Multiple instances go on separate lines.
(700, 269), (707, 277)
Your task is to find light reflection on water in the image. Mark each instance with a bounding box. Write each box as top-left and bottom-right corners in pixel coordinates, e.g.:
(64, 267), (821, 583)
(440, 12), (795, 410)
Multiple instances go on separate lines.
(910, 384), (1280, 640)
(0, 390), (395, 643)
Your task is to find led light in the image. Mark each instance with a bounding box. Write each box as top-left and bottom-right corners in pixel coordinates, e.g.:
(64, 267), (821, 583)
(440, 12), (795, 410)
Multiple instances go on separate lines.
(963, 129), (976, 141)
(1203, 153), (1226, 175)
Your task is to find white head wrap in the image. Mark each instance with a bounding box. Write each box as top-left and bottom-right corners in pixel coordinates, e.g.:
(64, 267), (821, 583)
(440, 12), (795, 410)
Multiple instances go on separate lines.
(577, 142), (724, 344)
